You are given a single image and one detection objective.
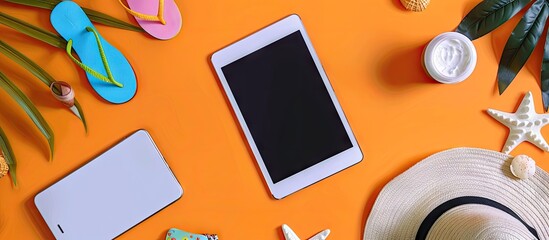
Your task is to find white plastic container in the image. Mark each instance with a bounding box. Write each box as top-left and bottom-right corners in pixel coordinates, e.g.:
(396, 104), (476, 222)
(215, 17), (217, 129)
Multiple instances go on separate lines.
(423, 32), (477, 84)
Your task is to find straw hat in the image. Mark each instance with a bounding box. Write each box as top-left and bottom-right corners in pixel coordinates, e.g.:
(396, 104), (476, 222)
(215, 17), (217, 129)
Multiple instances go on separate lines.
(364, 148), (549, 239)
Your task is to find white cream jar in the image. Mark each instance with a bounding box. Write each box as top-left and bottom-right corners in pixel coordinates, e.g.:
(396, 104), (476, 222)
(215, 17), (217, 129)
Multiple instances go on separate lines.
(423, 32), (477, 84)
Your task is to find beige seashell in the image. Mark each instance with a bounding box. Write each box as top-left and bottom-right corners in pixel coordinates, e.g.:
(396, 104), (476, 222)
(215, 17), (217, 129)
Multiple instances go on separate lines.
(50, 81), (75, 107)
(510, 155), (536, 180)
(400, 0), (430, 12)
(0, 153), (8, 179)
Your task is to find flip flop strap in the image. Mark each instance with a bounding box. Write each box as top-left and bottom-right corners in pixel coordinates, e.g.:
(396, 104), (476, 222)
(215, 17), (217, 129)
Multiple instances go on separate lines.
(66, 27), (123, 88)
(118, 0), (166, 25)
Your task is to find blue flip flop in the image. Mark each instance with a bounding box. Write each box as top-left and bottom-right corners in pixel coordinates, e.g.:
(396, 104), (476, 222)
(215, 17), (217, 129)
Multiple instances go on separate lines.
(51, 1), (137, 104)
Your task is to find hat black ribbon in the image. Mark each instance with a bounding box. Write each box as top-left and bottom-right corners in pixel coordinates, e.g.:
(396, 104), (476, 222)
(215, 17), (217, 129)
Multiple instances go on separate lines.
(416, 196), (539, 240)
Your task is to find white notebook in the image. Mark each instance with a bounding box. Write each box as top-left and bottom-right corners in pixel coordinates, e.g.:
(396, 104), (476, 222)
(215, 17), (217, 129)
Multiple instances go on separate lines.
(35, 130), (183, 239)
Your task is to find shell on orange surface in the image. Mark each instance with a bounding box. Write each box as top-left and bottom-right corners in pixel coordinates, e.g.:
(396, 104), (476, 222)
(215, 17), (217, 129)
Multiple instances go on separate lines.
(400, 0), (430, 12)
(0, 153), (8, 179)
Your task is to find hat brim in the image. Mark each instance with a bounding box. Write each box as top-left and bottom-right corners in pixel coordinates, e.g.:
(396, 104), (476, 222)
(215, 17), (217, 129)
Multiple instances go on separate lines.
(363, 148), (549, 239)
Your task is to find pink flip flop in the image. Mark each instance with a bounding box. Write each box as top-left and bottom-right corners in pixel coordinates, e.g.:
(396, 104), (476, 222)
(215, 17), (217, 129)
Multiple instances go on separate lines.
(119, 0), (182, 40)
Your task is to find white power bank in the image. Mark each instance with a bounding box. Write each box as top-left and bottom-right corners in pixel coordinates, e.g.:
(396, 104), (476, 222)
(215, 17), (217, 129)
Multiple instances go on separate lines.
(34, 130), (183, 239)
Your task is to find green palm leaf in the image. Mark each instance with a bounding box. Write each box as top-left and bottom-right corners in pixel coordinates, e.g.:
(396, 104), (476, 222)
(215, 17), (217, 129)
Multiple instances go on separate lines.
(0, 126), (17, 186)
(0, 71), (54, 160)
(457, 0), (532, 40)
(5, 0), (144, 32)
(0, 40), (87, 131)
(542, 32), (549, 111)
(498, 0), (549, 94)
(79, 6), (144, 32)
(0, 11), (66, 48)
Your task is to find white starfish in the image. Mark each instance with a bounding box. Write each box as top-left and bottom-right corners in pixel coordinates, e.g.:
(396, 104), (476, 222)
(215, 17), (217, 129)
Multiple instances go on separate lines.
(487, 91), (549, 154)
(282, 224), (330, 240)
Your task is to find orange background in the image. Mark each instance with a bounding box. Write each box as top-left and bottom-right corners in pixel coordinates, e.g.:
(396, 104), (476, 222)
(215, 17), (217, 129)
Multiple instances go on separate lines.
(1, 0), (548, 239)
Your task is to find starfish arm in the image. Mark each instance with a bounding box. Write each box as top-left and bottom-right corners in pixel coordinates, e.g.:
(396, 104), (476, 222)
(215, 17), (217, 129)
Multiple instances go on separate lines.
(501, 130), (525, 154)
(519, 91), (537, 115)
(537, 113), (549, 127)
(282, 225), (301, 240)
(525, 130), (549, 152)
(308, 229), (330, 240)
(487, 109), (519, 127)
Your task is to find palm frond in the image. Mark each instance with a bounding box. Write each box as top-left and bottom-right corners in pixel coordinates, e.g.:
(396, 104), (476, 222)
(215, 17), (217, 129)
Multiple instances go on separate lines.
(0, 71), (54, 160)
(4, 0), (145, 32)
(0, 40), (87, 131)
(0, 11), (66, 48)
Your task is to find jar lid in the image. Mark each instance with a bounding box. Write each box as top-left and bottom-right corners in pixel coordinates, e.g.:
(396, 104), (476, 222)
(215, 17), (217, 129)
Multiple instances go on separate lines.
(423, 32), (477, 84)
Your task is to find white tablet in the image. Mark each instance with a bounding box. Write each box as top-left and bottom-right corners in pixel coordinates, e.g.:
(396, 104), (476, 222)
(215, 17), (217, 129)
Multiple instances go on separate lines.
(34, 130), (183, 239)
(211, 14), (363, 199)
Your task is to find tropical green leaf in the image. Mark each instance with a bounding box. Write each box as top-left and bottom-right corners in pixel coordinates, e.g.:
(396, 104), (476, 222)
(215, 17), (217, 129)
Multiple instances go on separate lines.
(542, 31), (549, 111)
(0, 11), (66, 48)
(73, 99), (87, 132)
(0, 71), (54, 159)
(4, 0), (145, 32)
(456, 0), (532, 40)
(0, 40), (59, 85)
(0, 126), (17, 186)
(0, 40), (87, 130)
(498, 0), (548, 94)
(82, 6), (145, 32)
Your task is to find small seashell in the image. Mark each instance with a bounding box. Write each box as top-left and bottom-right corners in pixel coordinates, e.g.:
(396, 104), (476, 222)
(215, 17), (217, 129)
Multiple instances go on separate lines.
(50, 81), (75, 107)
(400, 0), (430, 12)
(510, 155), (536, 180)
(0, 153), (8, 179)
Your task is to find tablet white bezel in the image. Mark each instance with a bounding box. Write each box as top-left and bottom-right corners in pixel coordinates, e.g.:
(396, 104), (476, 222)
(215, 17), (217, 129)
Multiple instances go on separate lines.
(211, 14), (363, 199)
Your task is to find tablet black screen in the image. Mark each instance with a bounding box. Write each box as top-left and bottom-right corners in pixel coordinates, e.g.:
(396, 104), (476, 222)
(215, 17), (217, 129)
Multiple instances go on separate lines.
(222, 30), (352, 183)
